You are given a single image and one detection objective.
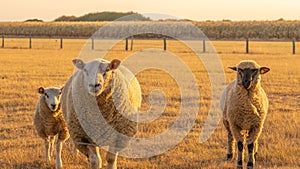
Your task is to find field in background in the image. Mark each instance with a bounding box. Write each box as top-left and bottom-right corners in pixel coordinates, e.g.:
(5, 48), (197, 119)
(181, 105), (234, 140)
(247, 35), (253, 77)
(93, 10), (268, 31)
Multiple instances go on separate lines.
(1, 20), (300, 40)
(0, 39), (300, 169)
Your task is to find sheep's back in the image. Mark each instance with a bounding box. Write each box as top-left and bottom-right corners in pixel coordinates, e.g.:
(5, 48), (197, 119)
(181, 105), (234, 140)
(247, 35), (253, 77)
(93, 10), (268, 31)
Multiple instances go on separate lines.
(117, 66), (142, 111)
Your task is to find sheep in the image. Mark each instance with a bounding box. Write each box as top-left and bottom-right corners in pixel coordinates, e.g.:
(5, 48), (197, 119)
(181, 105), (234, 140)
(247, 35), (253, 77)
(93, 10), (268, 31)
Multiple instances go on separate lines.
(221, 60), (270, 169)
(33, 86), (70, 169)
(61, 58), (141, 169)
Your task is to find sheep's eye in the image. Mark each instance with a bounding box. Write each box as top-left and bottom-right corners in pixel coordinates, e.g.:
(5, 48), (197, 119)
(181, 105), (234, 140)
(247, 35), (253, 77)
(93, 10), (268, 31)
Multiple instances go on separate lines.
(237, 68), (243, 76)
(45, 93), (49, 98)
(252, 69), (258, 74)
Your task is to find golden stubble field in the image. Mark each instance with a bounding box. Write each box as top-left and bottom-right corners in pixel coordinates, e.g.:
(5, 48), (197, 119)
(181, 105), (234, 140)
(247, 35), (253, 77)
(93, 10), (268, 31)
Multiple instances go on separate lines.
(0, 39), (300, 169)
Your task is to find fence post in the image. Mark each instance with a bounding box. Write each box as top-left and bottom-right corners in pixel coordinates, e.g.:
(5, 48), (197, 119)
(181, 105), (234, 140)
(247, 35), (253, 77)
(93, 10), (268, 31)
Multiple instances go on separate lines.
(292, 39), (296, 55)
(1, 34), (4, 48)
(60, 37), (63, 49)
(246, 38), (249, 54)
(125, 38), (128, 51)
(163, 37), (167, 51)
(91, 38), (94, 50)
(29, 36), (32, 49)
(130, 37), (133, 51)
(203, 39), (206, 53)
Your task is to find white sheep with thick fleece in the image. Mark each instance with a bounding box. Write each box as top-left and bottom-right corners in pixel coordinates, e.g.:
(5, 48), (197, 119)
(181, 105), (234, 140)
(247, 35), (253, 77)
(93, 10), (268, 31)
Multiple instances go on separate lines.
(61, 58), (141, 169)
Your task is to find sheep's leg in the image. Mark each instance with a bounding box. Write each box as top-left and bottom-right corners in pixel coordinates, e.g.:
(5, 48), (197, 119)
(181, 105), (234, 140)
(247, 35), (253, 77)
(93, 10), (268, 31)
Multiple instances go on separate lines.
(87, 145), (102, 169)
(230, 125), (244, 169)
(106, 148), (118, 169)
(254, 140), (258, 160)
(237, 141), (244, 169)
(44, 137), (51, 161)
(56, 139), (63, 169)
(246, 127), (261, 169)
(247, 142), (255, 169)
(49, 135), (55, 158)
(223, 119), (235, 160)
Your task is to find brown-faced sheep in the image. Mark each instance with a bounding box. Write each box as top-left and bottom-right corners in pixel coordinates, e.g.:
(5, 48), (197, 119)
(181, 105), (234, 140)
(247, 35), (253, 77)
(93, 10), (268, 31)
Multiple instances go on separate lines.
(221, 60), (270, 169)
(61, 58), (141, 169)
(33, 86), (69, 169)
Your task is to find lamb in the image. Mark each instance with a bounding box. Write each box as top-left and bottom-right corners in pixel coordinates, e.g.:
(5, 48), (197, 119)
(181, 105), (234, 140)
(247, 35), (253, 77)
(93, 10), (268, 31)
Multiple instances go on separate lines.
(221, 60), (270, 169)
(61, 58), (141, 169)
(33, 86), (70, 169)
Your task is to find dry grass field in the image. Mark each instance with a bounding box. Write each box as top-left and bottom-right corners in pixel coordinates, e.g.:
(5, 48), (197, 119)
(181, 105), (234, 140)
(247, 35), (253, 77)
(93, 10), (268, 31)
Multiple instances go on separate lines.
(0, 38), (300, 169)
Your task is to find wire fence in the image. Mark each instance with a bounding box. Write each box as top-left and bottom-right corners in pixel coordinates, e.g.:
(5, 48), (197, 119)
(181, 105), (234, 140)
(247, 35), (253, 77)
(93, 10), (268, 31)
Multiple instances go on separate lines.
(0, 35), (299, 55)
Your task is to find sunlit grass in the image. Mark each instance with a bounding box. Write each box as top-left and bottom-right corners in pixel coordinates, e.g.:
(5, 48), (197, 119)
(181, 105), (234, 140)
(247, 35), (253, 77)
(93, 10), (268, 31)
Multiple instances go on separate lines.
(0, 39), (299, 168)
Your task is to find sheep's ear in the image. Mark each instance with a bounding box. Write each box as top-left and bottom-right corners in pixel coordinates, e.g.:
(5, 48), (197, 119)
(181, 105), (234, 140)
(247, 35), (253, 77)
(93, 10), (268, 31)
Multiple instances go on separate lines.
(260, 67), (270, 74)
(72, 59), (85, 70)
(37, 87), (44, 94)
(228, 67), (237, 71)
(107, 59), (121, 71)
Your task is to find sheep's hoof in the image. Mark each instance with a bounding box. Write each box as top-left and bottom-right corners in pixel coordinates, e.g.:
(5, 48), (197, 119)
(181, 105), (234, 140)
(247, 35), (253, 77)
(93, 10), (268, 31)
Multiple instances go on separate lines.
(227, 153), (233, 160)
(247, 161), (254, 169)
(237, 160), (243, 169)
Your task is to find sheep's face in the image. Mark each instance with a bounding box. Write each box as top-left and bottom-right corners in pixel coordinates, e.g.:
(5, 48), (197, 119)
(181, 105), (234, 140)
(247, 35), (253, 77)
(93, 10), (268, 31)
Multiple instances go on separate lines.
(73, 59), (121, 96)
(37, 87), (62, 111)
(229, 61), (270, 90)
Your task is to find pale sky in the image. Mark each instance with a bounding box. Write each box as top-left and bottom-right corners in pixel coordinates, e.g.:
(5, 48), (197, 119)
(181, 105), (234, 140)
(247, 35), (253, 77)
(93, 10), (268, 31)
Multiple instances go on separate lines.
(1, 0), (300, 21)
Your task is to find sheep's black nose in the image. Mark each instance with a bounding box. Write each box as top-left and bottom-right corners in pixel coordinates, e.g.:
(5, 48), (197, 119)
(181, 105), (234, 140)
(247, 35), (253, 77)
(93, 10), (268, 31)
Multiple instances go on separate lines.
(243, 79), (250, 83)
(51, 104), (56, 108)
(242, 80), (251, 89)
